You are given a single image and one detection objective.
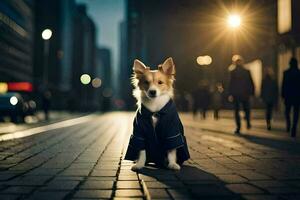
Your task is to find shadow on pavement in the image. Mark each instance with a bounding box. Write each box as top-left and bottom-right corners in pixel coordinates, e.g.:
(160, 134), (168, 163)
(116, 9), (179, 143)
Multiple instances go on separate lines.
(238, 133), (300, 153)
(196, 126), (300, 153)
(138, 165), (244, 200)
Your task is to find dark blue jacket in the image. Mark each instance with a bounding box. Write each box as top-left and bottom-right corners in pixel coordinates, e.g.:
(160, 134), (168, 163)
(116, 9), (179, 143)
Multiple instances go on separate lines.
(125, 100), (190, 166)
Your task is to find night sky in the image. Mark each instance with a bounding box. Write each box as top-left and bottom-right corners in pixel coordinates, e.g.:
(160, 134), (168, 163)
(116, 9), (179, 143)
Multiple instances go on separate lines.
(76, 0), (125, 82)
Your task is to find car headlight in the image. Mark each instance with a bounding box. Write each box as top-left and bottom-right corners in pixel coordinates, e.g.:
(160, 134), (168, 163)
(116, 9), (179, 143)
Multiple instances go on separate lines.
(10, 96), (18, 105)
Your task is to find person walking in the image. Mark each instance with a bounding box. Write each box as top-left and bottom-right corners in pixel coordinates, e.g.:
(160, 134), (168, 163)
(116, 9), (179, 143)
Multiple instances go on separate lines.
(261, 67), (278, 130)
(42, 89), (52, 121)
(212, 83), (224, 120)
(228, 55), (255, 134)
(192, 80), (211, 119)
(281, 57), (300, 137)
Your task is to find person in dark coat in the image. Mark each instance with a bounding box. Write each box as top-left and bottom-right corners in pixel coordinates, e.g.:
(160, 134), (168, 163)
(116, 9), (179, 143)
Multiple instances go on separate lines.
(125, 100), (190, 167)
(228, 55), (255, 134)
(212, 83), (224, 120)
(192, 80), (211, 119)
(281, 57), (300, 137)
(42, 90), (51, 121)
(261, 67), (278, 130)
(260, 67), (278, 130)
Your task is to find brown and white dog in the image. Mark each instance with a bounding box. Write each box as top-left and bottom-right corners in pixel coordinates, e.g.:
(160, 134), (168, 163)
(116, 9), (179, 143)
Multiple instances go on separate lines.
(130, 57), (181, 170)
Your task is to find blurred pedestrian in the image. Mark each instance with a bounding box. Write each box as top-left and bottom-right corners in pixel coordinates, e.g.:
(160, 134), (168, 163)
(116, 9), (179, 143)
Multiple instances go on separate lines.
(212, 83), (224, 120)
(261, 67), (278, 130)
(228, 55), (255, 134)
(281, 57), (300, 137)
(42, 90), (51, 120)
(192, 80), (211, 119)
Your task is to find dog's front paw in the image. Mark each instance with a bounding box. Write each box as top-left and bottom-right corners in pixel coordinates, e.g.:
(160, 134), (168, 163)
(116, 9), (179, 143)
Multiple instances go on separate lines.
(168, 162), (181, 170)
(131, 164), (144, 171)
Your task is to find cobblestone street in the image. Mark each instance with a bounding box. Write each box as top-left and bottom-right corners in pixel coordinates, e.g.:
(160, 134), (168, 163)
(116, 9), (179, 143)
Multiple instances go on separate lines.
(0, 112), (300, 200)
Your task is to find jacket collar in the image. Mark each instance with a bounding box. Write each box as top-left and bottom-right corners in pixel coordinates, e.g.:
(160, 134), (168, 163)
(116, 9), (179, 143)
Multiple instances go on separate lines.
(140, 99), (174, 117)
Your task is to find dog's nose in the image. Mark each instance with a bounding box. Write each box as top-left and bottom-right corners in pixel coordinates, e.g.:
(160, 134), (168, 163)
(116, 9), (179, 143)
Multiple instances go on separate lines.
(149, 90), (156, 96)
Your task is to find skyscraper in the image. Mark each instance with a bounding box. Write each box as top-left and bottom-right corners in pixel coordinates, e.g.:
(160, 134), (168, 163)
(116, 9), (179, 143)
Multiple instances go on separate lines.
(0, 0), (34, 82)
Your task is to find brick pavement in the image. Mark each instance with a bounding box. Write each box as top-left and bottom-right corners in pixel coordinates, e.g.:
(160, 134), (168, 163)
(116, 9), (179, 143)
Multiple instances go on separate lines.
(0, 112), (299, 200)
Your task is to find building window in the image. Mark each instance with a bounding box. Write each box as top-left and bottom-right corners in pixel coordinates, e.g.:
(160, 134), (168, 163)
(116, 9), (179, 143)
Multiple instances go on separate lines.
(277, 0), (292, 34)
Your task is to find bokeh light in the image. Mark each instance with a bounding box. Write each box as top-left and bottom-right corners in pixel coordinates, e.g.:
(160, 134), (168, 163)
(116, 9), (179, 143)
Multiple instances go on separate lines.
(80, 74), (91, 85)
(0, 83), (8, 93)
(92, 78), (102, 88)
(196, 55), (213, 66)
(10, 96), (18, 105)
(42, 29), (52, 40)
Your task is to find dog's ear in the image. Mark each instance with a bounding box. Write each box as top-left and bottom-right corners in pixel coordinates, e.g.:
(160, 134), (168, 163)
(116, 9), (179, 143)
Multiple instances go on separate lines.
(133, 59), (149, 74)
(159, 57), (175, 75)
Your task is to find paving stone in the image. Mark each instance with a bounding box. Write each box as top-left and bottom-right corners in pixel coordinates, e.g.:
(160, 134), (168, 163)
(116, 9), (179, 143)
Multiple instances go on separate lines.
(74, 190), (112, 198)
(116, 181), (140, 189)
(242, 194), (280, 200)
(167, 189), (192, 199)
(250, 180), (287, 188)
(115, 189), (143, 197)
(226, 184), (265, 194)
(80, 180), (114, 189)
(28, 191), (69, 200)
(0, 194), (20, 200)
(42, 180), (80, 190)
(237, 170), (272, 180)
(61, 169), (90, 176)
(265, 187), (300, 194)
(148, 189), (170, 198)
(145, 181), (184, 188)
(188, 184), (233, 197)
(0, 186), (35, 194)
(118, 175), (139, 181)
(91, 170), (117, 177)
(217, 174), (248, 183)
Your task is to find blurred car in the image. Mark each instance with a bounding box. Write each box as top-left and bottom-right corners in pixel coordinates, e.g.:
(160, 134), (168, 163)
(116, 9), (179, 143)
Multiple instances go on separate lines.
(0, 92), (36, 123)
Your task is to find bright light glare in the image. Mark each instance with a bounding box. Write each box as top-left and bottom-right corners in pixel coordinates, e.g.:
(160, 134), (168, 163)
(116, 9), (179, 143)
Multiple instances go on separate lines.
(42, 29), (52, 40)
(10, 96), (18, 105)
(197, 55), (212, 66)
(80, 74), (91, 85)
(227, 14), (241, 28)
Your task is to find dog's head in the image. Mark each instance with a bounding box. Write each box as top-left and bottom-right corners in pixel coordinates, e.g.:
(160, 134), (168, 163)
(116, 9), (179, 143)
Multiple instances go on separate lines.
(132, 57), (175, 99)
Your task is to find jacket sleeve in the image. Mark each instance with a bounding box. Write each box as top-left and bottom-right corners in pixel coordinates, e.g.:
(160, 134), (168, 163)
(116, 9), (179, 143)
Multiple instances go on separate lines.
(128, 117), (146, 150)
(124, 117), (146, 161)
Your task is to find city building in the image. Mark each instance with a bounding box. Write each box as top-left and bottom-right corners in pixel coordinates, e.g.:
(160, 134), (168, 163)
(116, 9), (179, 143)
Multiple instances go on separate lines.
(0, 0), (34, 82)
(119, 20), (135, 109)
(34, 0), (77, 109)
(72, 4), (97, 110)
(95, 47), (113, 111)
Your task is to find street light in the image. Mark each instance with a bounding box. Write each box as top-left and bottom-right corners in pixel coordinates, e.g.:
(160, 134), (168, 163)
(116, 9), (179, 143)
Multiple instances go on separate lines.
(80, 74), (91, 85)
(227, 14), (241, 28)
(196, 55), (212, 66)
(42, 28), (52, 86)
(42, 29), (52, 40)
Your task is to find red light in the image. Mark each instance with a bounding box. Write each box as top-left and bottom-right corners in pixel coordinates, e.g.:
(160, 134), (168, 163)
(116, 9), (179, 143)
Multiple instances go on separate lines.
(8, 82), (33, 92)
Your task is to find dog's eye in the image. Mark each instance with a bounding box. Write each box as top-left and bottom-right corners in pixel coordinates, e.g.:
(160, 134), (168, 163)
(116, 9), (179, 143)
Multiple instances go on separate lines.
(158, 80), (163, 85)
(144, 80), (149, 85)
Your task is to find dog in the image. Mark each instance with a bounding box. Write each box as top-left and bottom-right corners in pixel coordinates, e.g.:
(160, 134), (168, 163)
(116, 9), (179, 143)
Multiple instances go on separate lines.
(124, 57), (190, 171)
